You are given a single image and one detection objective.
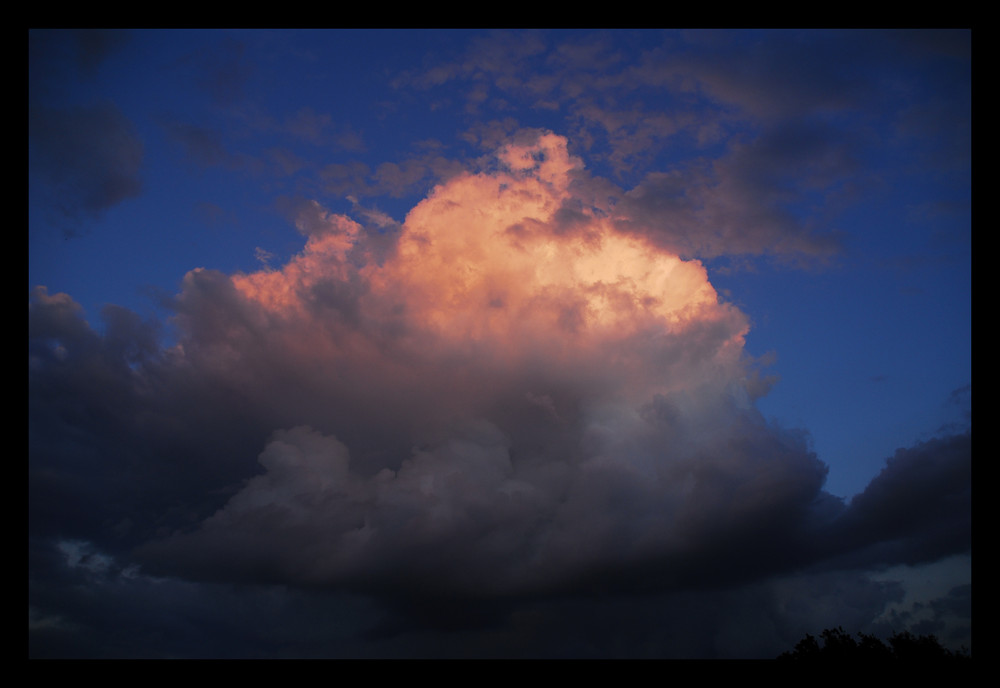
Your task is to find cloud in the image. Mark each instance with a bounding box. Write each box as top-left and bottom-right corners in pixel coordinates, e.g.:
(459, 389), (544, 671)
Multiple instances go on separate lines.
(828, 433), (972, 568)
(30, 131), (969, 632)
(29, 30), (130, 97)
(390, 30), (972, 268)
(29, 102), (144, 226)
(27, 29), (970, 657)
(164, 121), (242, 169)
(29, 530), (942, 658)
(191, 36), (253, 107)
(398, 30), (546, 97)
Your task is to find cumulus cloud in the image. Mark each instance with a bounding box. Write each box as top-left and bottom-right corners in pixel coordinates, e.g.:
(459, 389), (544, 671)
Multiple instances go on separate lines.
(30, 132), (969, 620)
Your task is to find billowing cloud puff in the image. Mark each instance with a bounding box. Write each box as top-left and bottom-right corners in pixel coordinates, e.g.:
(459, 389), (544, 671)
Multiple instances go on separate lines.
(30, 132), (969, 608)
(137, 133), (766, 592)
(233, 133), (744, 393)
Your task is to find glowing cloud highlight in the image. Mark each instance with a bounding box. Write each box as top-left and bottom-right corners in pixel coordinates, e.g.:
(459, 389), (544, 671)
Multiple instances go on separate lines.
(137, 133), (826, 598)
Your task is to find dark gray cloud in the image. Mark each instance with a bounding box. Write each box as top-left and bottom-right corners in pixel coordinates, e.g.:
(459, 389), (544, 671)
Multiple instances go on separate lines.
(191, 36), (253, 107)
(164, 121), (242, 169)
(73, 30), (130, 78)
(649, 31), (873, 120)
(29, 30), (130, 97)
(29, 31), (143, 234)
(29, 528), (937, 658)
(29, 285), (271, 551)
(29, 102), (144, 227)
(827, 433), (972, 568)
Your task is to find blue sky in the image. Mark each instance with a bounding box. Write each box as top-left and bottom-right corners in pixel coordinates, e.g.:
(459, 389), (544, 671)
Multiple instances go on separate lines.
(29, 29), (970, 658)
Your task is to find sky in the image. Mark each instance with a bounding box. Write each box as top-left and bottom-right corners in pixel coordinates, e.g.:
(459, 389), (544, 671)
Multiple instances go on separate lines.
(28, 29), (971, 659)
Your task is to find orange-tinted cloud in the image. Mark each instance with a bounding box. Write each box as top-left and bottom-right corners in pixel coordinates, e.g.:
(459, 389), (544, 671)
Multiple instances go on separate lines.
(231, 133), (747, 400)
(137, 133), (827, 595)
(29, 129), (970, 607)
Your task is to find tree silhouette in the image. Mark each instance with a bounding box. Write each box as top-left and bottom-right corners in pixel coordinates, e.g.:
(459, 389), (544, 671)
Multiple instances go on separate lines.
(778, 627), (969, 660)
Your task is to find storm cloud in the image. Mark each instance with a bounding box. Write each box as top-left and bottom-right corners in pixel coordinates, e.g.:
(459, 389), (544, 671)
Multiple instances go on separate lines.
(30, 133), (969, 620)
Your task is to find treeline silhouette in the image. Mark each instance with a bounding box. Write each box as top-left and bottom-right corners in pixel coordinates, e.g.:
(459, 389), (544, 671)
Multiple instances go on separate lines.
(778, 627), (969, 660)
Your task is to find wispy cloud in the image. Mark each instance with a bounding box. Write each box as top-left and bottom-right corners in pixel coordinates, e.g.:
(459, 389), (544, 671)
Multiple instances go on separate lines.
(29, 103), (143, 228)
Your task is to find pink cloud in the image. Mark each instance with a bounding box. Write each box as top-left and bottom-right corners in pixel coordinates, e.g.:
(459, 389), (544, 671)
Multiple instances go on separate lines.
(29, 129), (969, 607)
(137, 132), (811, 595)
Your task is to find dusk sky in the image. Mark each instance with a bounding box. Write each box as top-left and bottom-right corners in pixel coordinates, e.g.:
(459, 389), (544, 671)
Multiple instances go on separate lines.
(28, 29), (971, 659)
